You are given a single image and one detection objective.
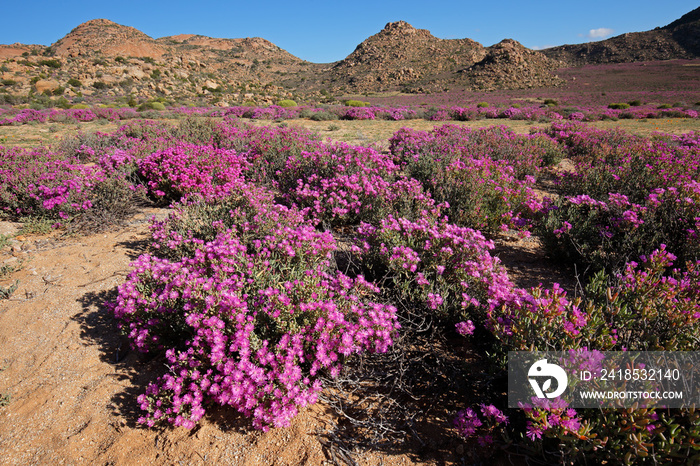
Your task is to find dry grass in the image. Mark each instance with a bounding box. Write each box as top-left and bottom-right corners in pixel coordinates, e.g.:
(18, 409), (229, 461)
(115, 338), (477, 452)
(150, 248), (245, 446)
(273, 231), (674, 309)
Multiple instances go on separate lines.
(1, 117), (698, 150)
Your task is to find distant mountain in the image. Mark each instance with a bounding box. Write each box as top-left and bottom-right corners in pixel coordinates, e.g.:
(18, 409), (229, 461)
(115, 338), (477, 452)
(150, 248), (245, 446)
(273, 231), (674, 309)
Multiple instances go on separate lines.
(0, 8), (697, 106)
(541, 7), (700, 66)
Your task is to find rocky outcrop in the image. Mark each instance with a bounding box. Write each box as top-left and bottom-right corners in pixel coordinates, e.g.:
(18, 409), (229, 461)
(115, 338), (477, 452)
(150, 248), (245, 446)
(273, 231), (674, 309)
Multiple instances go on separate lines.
(34, 80), (61, 94)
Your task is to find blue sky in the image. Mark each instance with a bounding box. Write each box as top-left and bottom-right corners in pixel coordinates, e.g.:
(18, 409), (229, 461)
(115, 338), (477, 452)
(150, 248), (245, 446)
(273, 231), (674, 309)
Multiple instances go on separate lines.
(1, 1), (697, 63)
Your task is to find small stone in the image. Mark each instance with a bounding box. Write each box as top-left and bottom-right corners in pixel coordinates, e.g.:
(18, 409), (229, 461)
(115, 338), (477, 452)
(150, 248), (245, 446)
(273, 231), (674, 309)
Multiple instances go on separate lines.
(2, 257), (18, 266)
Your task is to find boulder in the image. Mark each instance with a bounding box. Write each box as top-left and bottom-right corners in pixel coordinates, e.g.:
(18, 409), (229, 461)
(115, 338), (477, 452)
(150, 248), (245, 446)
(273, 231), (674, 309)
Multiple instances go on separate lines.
(34, 80), (61, 94)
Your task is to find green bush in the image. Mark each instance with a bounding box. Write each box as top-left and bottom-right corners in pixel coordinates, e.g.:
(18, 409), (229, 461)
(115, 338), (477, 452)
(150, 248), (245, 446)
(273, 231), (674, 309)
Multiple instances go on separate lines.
(309, 111), (336, 121)
(345, 100), (368, 107)
(55, 97), (71, 109)
(277, 99), (297, 107)
(543, 98), (558, 107)
(67, 78), (82, 87)
(628, 99), (642, 106)
(657, 103), (673, 109)
(38, 59), (61, 68)
(138, 101), (166, 111)
(608, 102), (630, 110)
(92, 81), (108, 90)
(1, 79), (17, 86)
(476, 102), (489, 108)
(70, 103), (90, 109)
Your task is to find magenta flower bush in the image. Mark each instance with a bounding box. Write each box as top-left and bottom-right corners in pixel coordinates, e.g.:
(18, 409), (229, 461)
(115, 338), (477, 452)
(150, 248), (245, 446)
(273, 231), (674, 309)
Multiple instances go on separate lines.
(138, 144), (250, 202)
(538, 122), (700, 272)
(276, 143), (436, 225)
(355, 213), (514, 325)
(115, 223), (399, 430)
(149, 183), (309, 262)
(454, 404), (509, 450)
(388, 125), (553, 235)
(0, 146), (106, 219)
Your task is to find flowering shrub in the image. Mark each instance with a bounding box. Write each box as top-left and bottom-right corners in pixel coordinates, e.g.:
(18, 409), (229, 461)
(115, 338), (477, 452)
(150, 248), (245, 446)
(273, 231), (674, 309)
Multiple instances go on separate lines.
(0, 146), (106, 219)
(149, 184), (308, 262)
(539, 122), (700, 272)
(216, 120), (324, 184)
(342, 107), (376, 120)
(389, 125), (548, 235)
(115, 223), (399, 430)
(355, 213), (514, 325)
(484, 246), (700, 463)
(454, 404), (509, 449)
(276, 143), (436, 226)
(138, 144), (250, 202)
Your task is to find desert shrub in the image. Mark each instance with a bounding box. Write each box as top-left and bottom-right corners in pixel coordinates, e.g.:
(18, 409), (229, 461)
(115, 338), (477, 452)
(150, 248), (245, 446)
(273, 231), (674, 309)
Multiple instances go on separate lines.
(539, 122), (700, 273)
(543, 98), (558, 107)
(1, 79), (17, 87)
(138, 144), (250, 203)
(389, 125), (554, 235)
(138, 101), (166, 111)
(54, 97), (71, 110)
(67, 78), (82, 87)
(115, 214), (399, 430)
(657, 103), (673, 109)
(92, 81), (109, 90)
(538, 184), (700, 273)
(167, 116), (221, 145)
(487, 246), (700, 464)
(149, 183), (305, 262)
(215, 120), (324, 185)
(342, 107), (375, 120)
(476, 102), (489, 108)
(660, 110), (688, 118)
(276, 143), (436, 227)
(355, 213), (513, 327)
(607, 102), (630, 110)
(345, 100), (368, 107)
(628, 99), (643, 106)
(55, 131), (120, 161)
(0, 145), (141, 228)
(277, 99), (297, 107)
(38, 59), (61, 68)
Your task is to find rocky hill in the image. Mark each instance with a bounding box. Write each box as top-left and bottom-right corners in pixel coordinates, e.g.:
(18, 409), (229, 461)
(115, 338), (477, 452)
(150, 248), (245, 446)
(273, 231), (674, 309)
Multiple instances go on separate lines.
(0, 19), (311, 107)
(542, 7), (700, 66)
(51, 19), (167, 58)
(305, 21), (563, 94)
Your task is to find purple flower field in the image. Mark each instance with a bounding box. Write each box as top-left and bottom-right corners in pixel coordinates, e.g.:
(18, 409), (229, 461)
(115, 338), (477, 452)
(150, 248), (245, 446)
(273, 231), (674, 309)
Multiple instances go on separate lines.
(1, 114), (699, 464)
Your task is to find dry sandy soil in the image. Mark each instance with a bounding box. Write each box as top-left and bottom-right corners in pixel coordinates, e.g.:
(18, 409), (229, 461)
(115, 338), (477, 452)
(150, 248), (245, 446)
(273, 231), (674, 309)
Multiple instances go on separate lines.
(0, 117), (696, 465)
